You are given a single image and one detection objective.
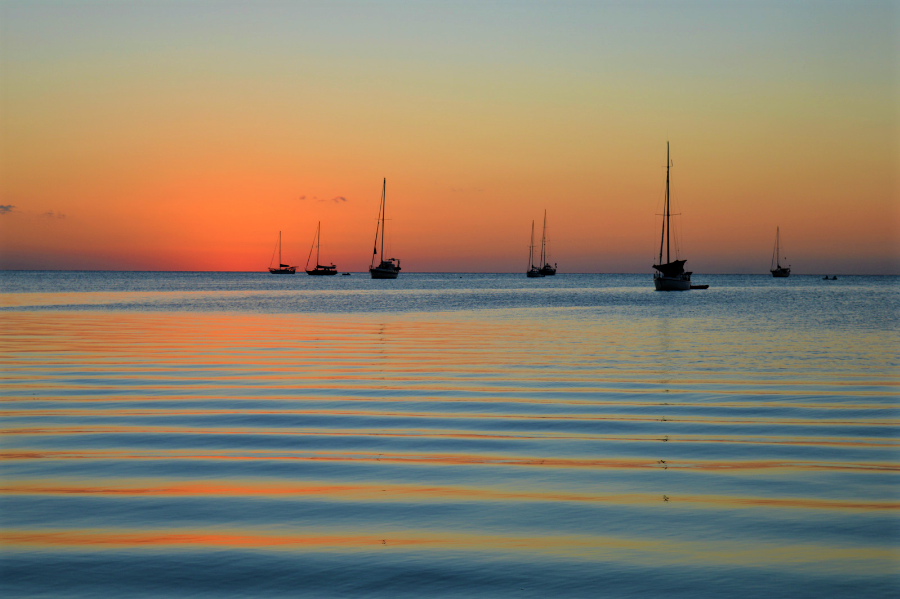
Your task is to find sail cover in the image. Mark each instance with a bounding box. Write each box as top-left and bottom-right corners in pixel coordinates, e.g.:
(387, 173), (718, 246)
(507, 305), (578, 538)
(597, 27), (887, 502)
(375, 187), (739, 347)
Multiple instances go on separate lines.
(653, 260), (686, 277)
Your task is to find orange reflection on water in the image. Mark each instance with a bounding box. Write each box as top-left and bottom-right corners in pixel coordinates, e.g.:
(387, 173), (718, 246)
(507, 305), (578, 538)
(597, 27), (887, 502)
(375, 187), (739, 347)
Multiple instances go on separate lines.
(2, 480), (897, 513)
(3, 311), (896, 395)
(1, 529), (895, 574)
(0, 530), (431, 549)
(2, 448), (897, 474)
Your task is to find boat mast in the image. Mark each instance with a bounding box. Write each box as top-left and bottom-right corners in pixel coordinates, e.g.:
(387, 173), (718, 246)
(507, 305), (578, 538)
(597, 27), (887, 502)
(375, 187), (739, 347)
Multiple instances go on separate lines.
(666, 142), (670, 265)
(540, 210), (547, 267)
(529, 221), (535, 269)
(380, 178), (386, 262)
(371, 179), (386, 268)
(776, 227), (780, 268)
(658, 148), (666, 266)
(316, 221), (321, 266)
(279, 231), (282, 266)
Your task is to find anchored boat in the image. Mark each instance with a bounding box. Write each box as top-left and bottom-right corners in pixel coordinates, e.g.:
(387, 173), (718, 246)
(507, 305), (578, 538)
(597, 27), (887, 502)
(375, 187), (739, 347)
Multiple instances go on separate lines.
(369, 178), (401, 279)
(770, 227), (791, 277)
(268, 231), (296, 274)
(538, 209), (557, 276)
(652, 143), (702, 291)
(305, 221), (338, 275)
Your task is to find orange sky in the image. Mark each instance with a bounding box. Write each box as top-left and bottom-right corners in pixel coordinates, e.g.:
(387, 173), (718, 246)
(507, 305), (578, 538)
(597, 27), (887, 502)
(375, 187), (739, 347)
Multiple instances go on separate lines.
(1, 1), (897, 273)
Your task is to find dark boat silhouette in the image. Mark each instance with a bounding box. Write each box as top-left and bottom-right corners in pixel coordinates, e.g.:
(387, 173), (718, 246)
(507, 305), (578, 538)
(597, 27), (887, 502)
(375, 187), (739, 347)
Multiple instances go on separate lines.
(268, 231), (296, 274)
(653, 143), (701, 291)
(526, 220), (544, 277)
(305, 221), (338, 275)
(369, 178), (401, 279)
(538, 209), (557, 276)
(770, 227), (791, 277)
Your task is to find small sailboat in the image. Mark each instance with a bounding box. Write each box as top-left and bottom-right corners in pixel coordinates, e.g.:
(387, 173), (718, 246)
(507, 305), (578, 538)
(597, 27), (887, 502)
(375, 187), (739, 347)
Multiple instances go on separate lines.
(770, 227), (791, 277)
(369, 178), (401, 279)
(305, 221), (338, 276)
(268, 231), (296, 274)
(652, 143), (698, 291)
(538, 209), (557, 276)
(526, 220), (544, 277)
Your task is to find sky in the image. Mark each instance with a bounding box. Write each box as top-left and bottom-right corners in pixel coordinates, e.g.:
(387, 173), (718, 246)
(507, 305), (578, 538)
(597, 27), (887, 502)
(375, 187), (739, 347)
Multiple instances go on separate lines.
(1, 0), (897, 273)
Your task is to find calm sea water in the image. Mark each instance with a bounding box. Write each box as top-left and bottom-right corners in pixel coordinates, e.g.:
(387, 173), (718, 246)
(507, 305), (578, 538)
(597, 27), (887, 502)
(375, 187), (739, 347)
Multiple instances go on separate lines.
(1, 272), (897, 598)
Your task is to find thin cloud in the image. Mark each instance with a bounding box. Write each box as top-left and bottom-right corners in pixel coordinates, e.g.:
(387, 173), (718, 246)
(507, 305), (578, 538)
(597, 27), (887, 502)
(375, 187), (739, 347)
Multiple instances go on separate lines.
(0, 205), (14, 215)
(40, 211), (66, 219)
(298, 195), (306, 200)
(317, 196), (347, 204)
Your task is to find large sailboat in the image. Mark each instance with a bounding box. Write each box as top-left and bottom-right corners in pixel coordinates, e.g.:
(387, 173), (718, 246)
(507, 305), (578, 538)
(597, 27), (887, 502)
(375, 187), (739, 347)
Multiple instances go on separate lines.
(770, 227), (790, 277)
(652, 143), (699, 290)
(538, 209), (557, 276)
(268, 231), (296, 274)
(305, 221), (338, 276)
(369, 178), (401, 279)
(526, 220), (544, 277)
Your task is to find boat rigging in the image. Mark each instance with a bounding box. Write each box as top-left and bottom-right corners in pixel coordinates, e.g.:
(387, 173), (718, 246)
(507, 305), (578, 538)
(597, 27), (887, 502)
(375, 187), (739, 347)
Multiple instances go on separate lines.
(539, 209), (557, 276)
(526, 220), (543, 278)
(305, 222), (338, 276)
(268, 231), (296, 274)
(369, 178), (401, 279)
(652, 143), (705, 290)
(770, 227), (791, 277)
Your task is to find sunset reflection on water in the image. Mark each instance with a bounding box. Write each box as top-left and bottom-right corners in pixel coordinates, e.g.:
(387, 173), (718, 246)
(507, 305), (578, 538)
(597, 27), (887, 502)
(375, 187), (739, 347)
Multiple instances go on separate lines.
(1, 274), (898, 597)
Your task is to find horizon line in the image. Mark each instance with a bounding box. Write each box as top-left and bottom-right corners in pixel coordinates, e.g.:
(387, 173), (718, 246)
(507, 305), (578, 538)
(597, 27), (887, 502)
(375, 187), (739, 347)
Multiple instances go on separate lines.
(0, 270), (894, 276)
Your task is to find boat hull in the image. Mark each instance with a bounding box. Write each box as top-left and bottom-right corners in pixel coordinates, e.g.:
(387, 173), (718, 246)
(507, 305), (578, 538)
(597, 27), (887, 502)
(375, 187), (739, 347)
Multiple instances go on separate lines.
(370, 258), (401, 279)
(370, 267), (399, 279)
(306, 268), (338, 276)
(268, 267), (296, 274)
(654, 275), (691, 291)
(526, 269), (544, 278)
(539, 265), (556, 276)
(771, 268), (790, 278)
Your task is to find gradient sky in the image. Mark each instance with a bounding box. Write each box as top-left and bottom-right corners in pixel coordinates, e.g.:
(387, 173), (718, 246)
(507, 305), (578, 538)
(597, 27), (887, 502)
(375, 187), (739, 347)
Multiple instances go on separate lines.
(1, 0), (897, 273)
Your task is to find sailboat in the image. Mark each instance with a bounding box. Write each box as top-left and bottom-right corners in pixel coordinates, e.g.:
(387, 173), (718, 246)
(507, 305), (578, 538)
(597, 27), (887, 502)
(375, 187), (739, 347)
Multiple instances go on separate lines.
(305, 221), (338, 276)
(538, 209), (557, 276)
(652, 143), (703, 290)
(268, 231), (296, 274)
(526, 220), (544, 277)
(369, 178), (401, 279)
(770, 227), (791, 277)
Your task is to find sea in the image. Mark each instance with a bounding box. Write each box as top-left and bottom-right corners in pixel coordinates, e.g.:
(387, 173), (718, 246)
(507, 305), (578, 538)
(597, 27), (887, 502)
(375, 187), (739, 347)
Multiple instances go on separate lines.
(0, 271), (897, 598)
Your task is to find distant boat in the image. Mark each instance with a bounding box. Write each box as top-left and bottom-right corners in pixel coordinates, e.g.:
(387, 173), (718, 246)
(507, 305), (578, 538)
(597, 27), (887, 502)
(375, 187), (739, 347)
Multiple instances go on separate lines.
(538, 209), (557, 276)
(305, 221), (338, 276)
(770, 227), (791, 277)
(652, 143), (698, 291)
(268, 231), (296, 274)
(369, 178), (401, 279)
(526, 220), (544, 277)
